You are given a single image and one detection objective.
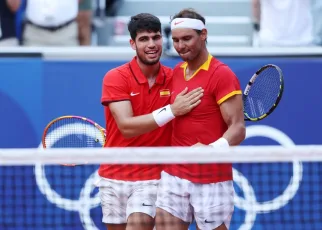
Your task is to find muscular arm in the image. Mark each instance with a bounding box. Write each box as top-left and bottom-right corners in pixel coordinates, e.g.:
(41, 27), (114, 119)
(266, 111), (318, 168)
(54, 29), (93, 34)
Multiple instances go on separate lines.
(109, 100), (159, 138)
(220, 94), (246, 146)
(6, 0), (21, 12)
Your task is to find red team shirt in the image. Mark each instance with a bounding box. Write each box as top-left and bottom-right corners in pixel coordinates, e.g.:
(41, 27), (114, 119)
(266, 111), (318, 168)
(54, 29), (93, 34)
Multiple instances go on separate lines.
(100, 57), (173, 181)
(165, 54), (242, 184)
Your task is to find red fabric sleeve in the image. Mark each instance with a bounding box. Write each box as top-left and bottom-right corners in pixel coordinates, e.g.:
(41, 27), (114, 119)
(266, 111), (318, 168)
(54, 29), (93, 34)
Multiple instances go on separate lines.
(101, 69), (130, 105)
(211, 65), (242, 105)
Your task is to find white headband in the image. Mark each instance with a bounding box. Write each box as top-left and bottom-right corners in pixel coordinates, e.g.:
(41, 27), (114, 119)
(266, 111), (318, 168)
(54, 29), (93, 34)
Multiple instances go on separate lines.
(170, 18), (205, 31)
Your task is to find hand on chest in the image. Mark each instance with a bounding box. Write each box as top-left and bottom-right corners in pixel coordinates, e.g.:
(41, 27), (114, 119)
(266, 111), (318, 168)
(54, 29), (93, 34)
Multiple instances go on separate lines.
(171, 77), (219, 114)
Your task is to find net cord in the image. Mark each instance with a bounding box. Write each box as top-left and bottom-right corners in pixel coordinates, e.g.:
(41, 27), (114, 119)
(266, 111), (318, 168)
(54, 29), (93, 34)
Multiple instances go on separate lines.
(0, 145), (322, 165)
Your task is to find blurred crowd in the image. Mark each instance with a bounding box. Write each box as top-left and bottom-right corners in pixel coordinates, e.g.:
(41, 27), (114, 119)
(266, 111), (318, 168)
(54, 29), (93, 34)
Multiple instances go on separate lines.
(251, 0), (322, 47)
(1, 0), (322, 47)
(0, 0), (121, 47)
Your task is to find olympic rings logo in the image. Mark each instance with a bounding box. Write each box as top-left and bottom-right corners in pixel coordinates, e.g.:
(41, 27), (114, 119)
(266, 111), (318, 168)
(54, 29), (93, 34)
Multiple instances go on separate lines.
(34, 125), (302, 230)
(233, 125), (301, 230)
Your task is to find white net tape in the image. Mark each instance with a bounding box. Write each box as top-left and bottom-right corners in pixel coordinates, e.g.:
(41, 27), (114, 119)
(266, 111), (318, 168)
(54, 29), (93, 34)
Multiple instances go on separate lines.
(1, 145), (322, 165)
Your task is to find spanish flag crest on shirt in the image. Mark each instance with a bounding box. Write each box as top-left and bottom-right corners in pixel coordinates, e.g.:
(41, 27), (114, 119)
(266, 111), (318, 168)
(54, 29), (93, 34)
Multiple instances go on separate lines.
(159, 89), (170, 97)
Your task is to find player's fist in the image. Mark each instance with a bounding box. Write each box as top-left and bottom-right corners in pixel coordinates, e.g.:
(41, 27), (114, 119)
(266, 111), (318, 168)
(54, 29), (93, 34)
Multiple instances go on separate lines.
(170, 87), (204, 116)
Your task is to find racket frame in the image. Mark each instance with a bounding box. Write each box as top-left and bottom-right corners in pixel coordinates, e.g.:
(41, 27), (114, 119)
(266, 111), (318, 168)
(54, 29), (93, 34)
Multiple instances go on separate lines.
(243, 64), (284, 121)
(42, 115), (106, 148)
(42, 115), (106, 166)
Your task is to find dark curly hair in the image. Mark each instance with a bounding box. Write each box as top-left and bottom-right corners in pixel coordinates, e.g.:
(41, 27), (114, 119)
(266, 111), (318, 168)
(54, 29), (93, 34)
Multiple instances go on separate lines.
(128, 13), (162, 40)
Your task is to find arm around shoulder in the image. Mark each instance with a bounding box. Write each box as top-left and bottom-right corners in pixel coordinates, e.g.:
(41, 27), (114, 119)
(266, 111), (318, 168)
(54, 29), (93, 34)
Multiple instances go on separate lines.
(103, 69), (204, 138)
(102, 69), (175, 138)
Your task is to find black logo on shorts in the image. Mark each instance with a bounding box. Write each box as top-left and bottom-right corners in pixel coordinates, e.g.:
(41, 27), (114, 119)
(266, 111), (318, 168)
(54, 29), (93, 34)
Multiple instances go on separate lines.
(142, 203), (153, 206)
(205, 219), (216, 223)
(158, 108), (166, 114)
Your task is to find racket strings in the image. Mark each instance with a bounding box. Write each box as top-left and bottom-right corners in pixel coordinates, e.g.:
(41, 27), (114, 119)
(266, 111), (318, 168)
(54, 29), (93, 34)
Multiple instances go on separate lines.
(44, 118), (105, 148)
(244, 67), (282, 118)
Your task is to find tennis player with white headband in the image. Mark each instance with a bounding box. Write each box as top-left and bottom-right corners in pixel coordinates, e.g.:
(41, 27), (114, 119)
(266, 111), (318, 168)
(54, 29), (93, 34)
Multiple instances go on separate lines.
(99, 13), (205, 230)
(156, 8), (246, 230)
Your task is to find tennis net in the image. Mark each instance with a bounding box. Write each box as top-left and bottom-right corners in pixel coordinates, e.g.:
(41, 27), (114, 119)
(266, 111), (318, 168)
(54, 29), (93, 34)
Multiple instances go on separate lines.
(0, 146), (321, 230)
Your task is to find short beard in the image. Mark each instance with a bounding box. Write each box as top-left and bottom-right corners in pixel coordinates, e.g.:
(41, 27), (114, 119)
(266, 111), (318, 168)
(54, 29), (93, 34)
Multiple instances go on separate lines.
(137, 52), (161, 65)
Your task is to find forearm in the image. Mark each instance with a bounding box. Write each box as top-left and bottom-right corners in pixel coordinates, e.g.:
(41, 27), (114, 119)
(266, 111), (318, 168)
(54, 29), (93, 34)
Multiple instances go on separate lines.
(117, 105), (174, 138)
(222, 122), (246, 146)
(118, 113), (159, 138)
(209, 122), (245, 148)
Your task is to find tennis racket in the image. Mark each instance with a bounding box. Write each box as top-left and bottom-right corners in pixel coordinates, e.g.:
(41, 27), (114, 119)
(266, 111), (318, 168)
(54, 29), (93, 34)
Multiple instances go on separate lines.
(243, 64), (284, 121)
(42, 115), (106, 166)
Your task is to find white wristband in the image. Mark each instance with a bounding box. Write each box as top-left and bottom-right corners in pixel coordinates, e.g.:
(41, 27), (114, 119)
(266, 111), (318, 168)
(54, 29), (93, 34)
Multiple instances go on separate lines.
(209, 137), (229, 148)
(152, 104), (175, 127)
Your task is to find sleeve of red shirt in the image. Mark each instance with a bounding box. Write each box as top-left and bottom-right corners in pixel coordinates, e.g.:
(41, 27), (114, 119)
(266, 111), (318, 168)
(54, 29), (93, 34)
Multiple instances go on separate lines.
(212, 65), (242, 105)
(101, 69), (130, 105)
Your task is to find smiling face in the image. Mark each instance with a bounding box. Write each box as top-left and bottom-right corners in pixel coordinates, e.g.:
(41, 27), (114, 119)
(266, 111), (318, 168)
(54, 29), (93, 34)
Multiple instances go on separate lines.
(171, 28), (207, 62)
(130, 30), (163, 65)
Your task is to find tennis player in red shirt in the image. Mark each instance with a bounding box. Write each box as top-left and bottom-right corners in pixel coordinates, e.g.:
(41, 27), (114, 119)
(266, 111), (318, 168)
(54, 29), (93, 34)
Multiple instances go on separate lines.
(97, 13), (204, 230)
(156, 9), (246, 230)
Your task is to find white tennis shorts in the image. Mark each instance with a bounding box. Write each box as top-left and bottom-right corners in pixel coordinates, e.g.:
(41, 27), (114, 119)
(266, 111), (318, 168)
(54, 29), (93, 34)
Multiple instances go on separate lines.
(96, 177), (159, 224)
(156, 171), (234, 230)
